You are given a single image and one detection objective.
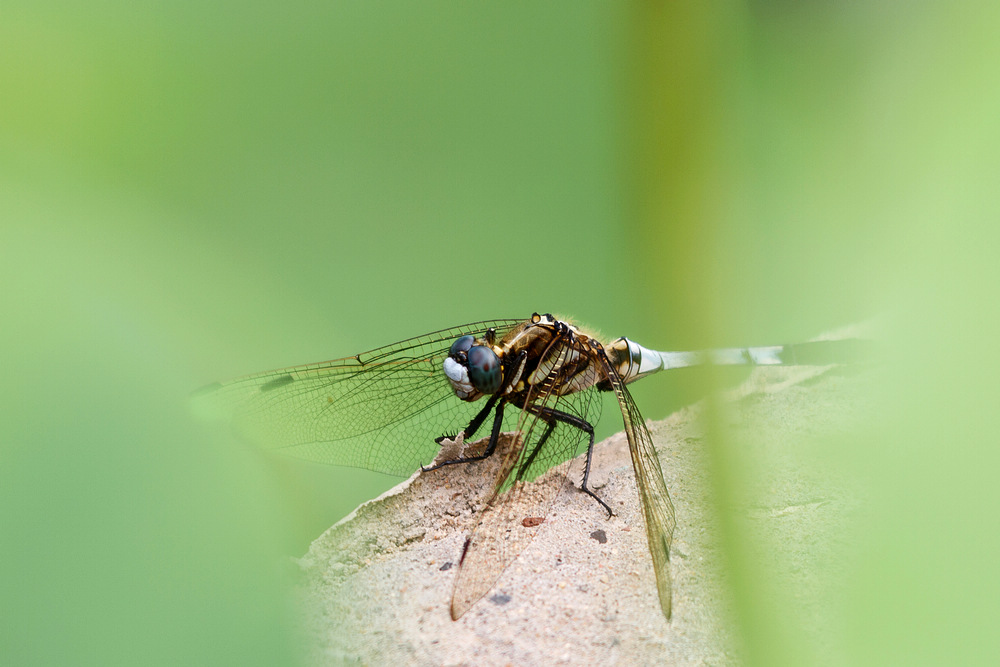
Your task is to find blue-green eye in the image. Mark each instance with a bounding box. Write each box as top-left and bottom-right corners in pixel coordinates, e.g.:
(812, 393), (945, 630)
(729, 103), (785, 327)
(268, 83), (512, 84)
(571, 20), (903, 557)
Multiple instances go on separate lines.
(467, 345), (501, 394)
(450, 335), (474, 358)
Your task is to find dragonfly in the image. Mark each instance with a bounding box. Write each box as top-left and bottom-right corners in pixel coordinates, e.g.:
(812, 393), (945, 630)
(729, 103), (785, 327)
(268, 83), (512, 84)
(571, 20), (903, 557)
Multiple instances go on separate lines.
(194, 312), (871, 620)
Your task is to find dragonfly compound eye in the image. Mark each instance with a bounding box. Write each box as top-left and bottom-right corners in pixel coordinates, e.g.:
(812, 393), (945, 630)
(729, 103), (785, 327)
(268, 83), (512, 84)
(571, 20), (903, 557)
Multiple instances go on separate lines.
(467, 345), (502, 394)
(449, 335), (475, 360)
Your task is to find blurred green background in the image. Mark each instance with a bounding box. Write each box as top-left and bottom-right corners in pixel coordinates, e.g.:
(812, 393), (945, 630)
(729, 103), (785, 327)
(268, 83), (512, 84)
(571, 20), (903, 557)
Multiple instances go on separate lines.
(2, 1), (997, 665)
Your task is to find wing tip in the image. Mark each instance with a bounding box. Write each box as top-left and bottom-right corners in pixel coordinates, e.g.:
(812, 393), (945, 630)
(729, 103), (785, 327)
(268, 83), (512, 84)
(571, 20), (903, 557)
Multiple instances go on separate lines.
(450, 596), (471, 621)
(190, 381), (223, 399)
(657, 569), (674, 621)
(190, 382), (226, 421)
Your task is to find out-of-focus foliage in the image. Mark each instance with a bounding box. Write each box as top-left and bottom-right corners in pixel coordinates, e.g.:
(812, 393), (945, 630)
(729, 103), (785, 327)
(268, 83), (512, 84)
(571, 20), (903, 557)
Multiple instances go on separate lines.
(624, 2), (999, 665)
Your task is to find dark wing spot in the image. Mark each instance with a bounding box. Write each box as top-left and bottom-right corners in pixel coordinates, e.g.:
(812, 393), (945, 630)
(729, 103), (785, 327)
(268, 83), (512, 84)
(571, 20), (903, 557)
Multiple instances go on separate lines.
(190, 382), (223, 398)
(489, 593), (512, 606)
(259, 374), (294, 392)
(458, 537), (471, 566)
(439, 562), (453, 571)
(590, 529), (608, 544)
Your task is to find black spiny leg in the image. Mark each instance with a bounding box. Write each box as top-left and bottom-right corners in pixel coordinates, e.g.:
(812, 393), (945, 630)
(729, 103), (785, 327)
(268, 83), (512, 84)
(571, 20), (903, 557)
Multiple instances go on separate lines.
(434, 392), (498, 446)
(522, 405), (612, 517)
(423, 399), (507, 471)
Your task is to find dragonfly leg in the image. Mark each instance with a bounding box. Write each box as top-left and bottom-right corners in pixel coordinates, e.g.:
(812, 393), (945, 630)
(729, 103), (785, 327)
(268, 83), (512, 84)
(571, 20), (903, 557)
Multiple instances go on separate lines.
(435, 393), (499, 446)
(579, 421), (612, 518)
(422, 399), (507, 471)
(522, 405), (613, 518)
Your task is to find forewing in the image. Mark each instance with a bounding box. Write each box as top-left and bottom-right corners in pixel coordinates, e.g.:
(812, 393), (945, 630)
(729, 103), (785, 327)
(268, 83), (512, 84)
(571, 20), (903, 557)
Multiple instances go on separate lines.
(193, 319), (525, 476)
(450, 335), (600, 619)
(598, 350), (676, 619)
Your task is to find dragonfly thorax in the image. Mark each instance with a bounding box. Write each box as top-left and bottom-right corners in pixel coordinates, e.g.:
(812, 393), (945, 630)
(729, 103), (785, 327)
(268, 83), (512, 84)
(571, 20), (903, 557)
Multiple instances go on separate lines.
(443, 334), (502, 400)
(443, 314), (610, 405)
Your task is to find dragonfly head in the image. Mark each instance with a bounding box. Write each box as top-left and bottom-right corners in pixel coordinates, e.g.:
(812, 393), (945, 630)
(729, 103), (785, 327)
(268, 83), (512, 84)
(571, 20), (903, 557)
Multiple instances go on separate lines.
(443, 334), (502, 400)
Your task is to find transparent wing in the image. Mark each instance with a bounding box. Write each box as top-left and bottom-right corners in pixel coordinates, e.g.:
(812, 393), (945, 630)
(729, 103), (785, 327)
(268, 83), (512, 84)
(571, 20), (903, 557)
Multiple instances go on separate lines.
(598, 347), (676, 619)
(451, 333), (602, 619)
(193, 319), (526, 476)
